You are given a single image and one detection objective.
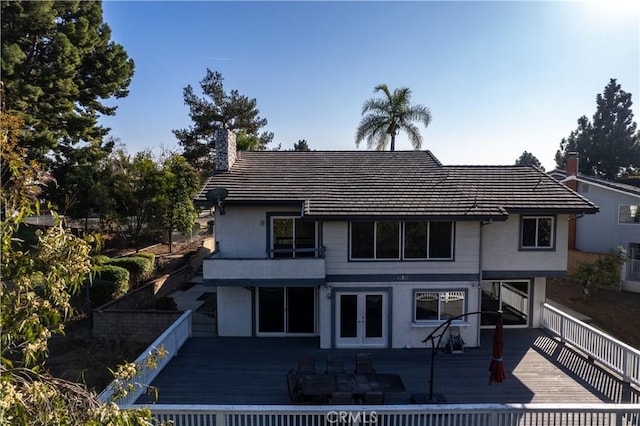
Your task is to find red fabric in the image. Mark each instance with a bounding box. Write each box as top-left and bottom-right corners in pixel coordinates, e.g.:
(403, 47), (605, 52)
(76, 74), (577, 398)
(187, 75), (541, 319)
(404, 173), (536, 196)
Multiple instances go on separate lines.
(488, 316), (507, 384)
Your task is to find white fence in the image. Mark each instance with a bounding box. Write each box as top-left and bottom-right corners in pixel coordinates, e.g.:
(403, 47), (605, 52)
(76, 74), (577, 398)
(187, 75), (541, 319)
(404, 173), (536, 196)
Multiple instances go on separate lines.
(541, 303), (640, 387)
(98, 310), (192, 405)
(121, 403), (640, 426)
(501, 284), (529, 318)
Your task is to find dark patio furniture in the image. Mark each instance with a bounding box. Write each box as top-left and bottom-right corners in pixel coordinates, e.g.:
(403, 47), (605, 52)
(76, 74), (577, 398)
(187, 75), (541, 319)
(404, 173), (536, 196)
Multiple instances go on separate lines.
(327, 354), (345, 374)
(286, 369), (301, 403)
(363, 391), (385, 404)
(356, 353), (375, 374)
(297, 355), (316, 375)
(298, 372), (404, 404)
(331, 391), (354, 404)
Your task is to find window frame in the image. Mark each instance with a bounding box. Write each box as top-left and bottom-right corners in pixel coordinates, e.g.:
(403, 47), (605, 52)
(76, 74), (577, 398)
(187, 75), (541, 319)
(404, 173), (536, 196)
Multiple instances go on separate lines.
(268, 214), (320, 258)
(519, 215), (556, 251)
(412, 288), (468, 324)
(349, 221), (455, 261)
(618, 205), (640, 224)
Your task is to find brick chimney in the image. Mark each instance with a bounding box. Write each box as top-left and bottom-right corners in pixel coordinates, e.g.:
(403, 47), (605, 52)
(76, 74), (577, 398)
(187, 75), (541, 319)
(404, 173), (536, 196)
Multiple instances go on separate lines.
(215, 129), (237, 172)
(566, 152), (578, 250)
(566, 152), (578, 178)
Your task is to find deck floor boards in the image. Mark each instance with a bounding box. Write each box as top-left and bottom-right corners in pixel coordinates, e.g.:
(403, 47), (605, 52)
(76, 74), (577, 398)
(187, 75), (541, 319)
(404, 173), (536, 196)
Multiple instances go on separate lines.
(135, 329), (639, 405)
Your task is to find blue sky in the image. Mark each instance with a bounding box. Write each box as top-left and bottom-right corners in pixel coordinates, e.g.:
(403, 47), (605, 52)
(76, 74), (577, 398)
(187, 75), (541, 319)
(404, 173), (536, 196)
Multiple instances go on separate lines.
(100, 1), (639, 171)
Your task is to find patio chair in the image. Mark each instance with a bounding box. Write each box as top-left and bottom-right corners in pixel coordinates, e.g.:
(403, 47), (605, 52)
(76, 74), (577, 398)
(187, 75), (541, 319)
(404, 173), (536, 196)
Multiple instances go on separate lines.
(327, 354), (345, 374)
(355, 353), (375, 374)
(297, 355), (316, 375)
(363, 391), (385, 404)
(331, 391), (354, 404)
(286, 368), (301, 403)
(448, 326), (464, 354)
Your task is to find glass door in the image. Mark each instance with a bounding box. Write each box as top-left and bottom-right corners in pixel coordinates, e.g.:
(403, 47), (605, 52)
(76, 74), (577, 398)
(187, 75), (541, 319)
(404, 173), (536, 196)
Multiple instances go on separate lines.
(257, 287), (316, 335)
(336, 292), (387, 347)
(481, 281), (530, 327)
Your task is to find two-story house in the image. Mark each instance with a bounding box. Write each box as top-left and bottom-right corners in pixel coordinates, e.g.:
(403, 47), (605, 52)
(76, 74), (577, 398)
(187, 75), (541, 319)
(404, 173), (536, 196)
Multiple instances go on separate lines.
(195, 130), (598, 349)
(549, 153), (640, 293)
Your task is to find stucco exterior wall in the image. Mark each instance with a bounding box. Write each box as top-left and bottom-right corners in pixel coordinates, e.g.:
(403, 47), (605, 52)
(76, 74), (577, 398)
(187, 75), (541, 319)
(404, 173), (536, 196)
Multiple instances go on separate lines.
(482, 214), (569, 272)
(214, 205), (300, 258)
(216, 286), (252, 336)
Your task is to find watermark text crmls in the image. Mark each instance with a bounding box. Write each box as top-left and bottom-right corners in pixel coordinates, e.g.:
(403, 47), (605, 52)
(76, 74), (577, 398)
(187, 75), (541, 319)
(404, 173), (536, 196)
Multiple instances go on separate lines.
(327, 410), (378, 425)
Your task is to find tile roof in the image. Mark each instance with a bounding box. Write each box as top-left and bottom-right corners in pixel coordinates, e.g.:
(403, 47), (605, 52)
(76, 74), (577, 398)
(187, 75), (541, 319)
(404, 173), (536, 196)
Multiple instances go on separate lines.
(195, 151), (598, 219)
(552, 170), (640, 198)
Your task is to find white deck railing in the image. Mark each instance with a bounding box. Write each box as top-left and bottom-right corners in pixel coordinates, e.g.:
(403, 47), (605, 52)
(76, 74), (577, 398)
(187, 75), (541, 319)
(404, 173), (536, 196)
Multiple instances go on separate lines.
(98, 310), (192, 405)
(541, 303), (640, 387)
(501, 284), (529, 318)
(121, 403), (640, 426)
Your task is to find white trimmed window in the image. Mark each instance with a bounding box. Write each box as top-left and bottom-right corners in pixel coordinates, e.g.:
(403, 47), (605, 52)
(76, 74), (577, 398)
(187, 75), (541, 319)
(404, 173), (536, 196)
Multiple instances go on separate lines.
(520, 216), (554, 249)
(619, 205), (640, 224)
(414, 290), (465, 322)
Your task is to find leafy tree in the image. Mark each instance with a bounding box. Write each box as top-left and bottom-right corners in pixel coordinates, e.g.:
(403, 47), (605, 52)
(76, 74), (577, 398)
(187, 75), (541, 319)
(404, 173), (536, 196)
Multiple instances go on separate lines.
(0, 112), (154, 425)
(570, 248), (627, 301)
(1, 0), (134, 162)
(46, 138), (117, 231)
(109, 150), (166, 244)
(515, 151), (545, 171)
(236, 130), (261, 151)
(173, 68), (274, 174)
(159, 155), (200, 253)
(293, 139), (310, 151)
(555, 79), (640, 178)
(355, 84), (432, 151)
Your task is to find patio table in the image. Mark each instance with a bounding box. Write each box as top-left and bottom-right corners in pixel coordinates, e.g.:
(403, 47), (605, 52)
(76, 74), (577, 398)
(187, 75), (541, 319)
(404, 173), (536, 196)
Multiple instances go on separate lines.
(298, 373), (405, 401)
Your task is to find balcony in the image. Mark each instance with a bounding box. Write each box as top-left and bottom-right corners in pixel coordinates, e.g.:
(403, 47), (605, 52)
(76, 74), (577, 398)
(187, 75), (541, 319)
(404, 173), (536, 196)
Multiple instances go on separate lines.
(202, 248), (326, 285)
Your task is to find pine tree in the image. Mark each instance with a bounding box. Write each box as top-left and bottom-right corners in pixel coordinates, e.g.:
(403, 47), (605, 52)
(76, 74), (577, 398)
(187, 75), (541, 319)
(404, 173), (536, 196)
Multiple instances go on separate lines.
(555, 79), (639, 178)
(1, 1), (134, 161)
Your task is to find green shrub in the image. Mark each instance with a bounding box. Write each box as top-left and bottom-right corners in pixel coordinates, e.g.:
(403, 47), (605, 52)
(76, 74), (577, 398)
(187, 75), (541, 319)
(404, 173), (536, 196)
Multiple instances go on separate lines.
(134, 251), (155, 270)
(570, 247), (627, 299)
(108, 256), (152, 285)
(93, 254), (111, 265)
(89, 265), (130, 306)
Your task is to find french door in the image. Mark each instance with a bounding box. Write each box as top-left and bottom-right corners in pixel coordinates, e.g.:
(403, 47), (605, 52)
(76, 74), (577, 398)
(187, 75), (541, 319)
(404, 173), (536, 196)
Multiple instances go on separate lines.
(336, 292), (387, 347)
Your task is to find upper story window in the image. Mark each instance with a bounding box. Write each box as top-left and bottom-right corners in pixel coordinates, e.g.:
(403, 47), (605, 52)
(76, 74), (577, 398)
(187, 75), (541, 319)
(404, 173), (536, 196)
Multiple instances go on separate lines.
(271, 217), (318, 258)
(350, 221), (454, 260)
(520, 216), (554, 249)
(619, 205), (640, 224)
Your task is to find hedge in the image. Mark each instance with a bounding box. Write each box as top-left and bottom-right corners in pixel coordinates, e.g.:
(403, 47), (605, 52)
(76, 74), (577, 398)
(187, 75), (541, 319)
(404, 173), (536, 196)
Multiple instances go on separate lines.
(89, 265), (130, 306)
(133, 251), (155, 270)
(108, 256), (153, 285)
(93, 255), (111, 265)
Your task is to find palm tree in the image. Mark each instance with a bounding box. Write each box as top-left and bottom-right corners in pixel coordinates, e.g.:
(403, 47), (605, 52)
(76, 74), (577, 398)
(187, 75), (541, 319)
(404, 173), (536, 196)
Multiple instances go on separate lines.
(355, 84), (432, 151)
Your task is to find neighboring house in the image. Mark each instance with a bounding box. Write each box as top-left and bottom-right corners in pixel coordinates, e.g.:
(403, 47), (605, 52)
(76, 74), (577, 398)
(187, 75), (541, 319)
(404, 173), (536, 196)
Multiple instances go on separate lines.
(549, 153), (640, 293)
(194, 130), (598, 349)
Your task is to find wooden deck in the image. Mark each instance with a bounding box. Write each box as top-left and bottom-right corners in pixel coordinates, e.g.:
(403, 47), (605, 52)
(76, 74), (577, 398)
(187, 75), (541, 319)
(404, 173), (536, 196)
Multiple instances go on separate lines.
(135, 329), (639, 406)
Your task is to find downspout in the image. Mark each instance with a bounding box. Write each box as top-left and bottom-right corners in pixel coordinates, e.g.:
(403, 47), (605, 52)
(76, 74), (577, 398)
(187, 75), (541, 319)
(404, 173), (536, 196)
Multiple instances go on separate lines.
(477, 220), (492, 347)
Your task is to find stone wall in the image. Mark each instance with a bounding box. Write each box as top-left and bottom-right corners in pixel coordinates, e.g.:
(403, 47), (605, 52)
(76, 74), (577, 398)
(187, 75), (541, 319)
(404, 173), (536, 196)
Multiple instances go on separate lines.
(215, 129), (237, 171)
(92, 310), (183, 343)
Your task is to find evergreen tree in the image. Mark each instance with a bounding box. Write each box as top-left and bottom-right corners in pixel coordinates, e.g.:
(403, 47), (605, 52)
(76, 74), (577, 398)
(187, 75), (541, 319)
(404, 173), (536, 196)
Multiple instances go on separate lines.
(293, 139), (310, 151)
(1, 0), (134, 161)
(515, 151), (545, 171)
(173, 68), (274, 174)
(555, 79), (640, 178)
